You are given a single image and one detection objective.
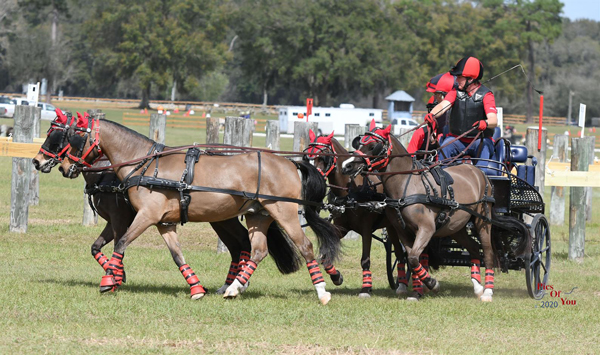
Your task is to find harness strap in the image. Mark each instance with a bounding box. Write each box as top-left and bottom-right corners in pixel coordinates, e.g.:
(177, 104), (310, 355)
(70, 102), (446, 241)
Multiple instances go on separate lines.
(122, 175), (323, 208)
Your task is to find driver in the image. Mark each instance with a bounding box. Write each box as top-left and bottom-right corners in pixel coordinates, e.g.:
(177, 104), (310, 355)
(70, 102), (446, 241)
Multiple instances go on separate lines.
(424, 57), (498, 172)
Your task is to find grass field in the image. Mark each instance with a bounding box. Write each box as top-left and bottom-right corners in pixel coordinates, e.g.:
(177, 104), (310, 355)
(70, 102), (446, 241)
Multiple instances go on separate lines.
(1, 103), (599, 354)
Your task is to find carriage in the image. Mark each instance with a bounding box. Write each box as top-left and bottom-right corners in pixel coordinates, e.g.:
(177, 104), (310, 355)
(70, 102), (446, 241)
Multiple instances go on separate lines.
(373, 133), (550, 300)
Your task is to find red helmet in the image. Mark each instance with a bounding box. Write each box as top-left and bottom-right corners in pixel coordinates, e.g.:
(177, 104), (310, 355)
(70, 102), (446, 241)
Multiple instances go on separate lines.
(450, 57), (484, 80)
(426, 72), (456, 94)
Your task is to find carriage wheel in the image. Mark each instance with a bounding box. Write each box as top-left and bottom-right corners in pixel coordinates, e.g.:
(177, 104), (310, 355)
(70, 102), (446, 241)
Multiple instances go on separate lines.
(525, 214), (551, 299)
(383, 229), (409, 291)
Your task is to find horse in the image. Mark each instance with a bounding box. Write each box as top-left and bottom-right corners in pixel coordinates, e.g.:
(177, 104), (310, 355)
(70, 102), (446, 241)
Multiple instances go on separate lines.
(32, 111), (300, 299)
(57, 115), (342, 304)
(305, 130), (410, 297)
(341, 121), (528, 302)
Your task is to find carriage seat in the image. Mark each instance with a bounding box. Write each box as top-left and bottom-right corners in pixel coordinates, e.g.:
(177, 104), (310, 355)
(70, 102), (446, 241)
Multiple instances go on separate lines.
(510, 145), (537, 186)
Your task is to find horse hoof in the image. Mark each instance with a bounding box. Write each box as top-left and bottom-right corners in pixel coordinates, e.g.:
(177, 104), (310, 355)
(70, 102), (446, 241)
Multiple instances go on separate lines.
(331, 272), (344, 286)
(472, 278), (484, 298)
(215, 284), (228, 295)
(320, 292), (332, 305)
(396, 283), (408, 297)
(406, 291), (422, 301)
(240, 281), (250, 294)
(99, 286), (113, 293)
(358, 292), (371, 299)
(430, 280), (441, 294)
(480, 288), (493, 302)
(191, 292), (205, 300)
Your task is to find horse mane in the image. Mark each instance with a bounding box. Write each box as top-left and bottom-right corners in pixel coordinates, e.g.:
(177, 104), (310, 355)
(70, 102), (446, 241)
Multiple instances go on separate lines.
(100, 119), (155, 144)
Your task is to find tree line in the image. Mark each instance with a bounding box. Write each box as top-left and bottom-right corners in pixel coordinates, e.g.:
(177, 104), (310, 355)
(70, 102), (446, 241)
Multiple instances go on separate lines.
(0, 0), (598, 120)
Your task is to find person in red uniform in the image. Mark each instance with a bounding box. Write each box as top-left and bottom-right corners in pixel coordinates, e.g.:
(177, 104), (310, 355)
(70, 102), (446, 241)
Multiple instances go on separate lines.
(424, 57), (498, 173)
(407, 72), (456, 159)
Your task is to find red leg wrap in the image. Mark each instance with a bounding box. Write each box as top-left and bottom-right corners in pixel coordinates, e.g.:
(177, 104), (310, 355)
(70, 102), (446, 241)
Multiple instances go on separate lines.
(226, 262), (239, 285)
(411, 273), (423, 295)
(413, 263), (432, 285)
(100, 275), (116, 288)
(190, 284), (206, 296)
(236, 260), (257, 285)
(179, 264), (201, 286)
(323, 263), (338, 276)
(484, 269), (494, 289)
(397, 263), (408, 285)
(94, 252), (110, 271)
(471, 259), (481, 283)
(362, 270), (373, 288)
(420, 253), (429, 272)
(307, 260), (324, 285)
(107, 252), (124, 286)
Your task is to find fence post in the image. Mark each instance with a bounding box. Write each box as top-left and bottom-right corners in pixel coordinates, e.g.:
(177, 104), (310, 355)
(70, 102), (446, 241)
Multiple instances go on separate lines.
(293, 121), (318, 160)
(29, 106), (42, 206)
(10, 106), (38, 233)
(396, 128), (413, 147)
(525, 127), (547, 193)
(549, 135), (568, 225)
(344, 124), (365, 150)
(81, 111), (103, 226)
(224, 116), (252, 148)
(585, 136), (596, 222)
(266, 120), (280, 150)
(242, 118), (254, 147)
(206, 116), (220, 144)
(150, 113), (167, 144)
(568, 136), (593, 262)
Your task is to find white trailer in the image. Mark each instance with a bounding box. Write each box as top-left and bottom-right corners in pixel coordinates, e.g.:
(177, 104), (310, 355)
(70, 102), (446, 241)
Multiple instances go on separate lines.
(278, 104), (383, 135)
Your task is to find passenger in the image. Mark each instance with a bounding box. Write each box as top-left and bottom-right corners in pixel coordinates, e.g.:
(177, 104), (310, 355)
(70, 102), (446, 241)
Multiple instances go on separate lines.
(424, 57), (498, 172)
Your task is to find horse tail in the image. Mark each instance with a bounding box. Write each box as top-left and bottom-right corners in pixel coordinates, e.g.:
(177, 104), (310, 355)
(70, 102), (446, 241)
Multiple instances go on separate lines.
(296, 160), (342, 265)
(490, 209), (531, 262)
(266, 221), (302, 274)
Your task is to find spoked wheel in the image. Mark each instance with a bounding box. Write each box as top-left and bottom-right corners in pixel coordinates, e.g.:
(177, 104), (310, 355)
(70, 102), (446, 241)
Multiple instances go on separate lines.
(383, 229), (409, 291)
(525, 214), (551, 299)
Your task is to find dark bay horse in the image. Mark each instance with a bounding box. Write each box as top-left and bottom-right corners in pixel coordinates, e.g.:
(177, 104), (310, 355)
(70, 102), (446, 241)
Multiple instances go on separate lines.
(342, 123), (511, 302)
(306, 130), (410, 297)
(32, 111), (299, 299)
(58, 116), (342, 304)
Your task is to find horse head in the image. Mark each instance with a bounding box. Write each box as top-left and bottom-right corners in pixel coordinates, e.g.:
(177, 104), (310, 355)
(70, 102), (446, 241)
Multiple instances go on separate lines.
(341, 119), (392, 177)
(32, 108), (74, 173)
(305, 130), (337, 178)
(59, 112), (103, 179)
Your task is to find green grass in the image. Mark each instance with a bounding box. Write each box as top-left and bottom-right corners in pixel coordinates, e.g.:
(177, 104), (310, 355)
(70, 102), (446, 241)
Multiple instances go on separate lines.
(1, 104), (599, 354)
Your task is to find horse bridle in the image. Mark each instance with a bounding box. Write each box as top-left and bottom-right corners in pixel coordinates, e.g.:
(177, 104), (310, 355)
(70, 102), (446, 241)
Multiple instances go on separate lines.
(67, 117), (103, 171)
(305, 142), (337, 178)
(352, 131), (392, 172)
(38, 114), (75, 169)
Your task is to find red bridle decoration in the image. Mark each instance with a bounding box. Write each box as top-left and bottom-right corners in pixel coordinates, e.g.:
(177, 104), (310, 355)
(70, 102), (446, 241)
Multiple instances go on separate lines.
(38, 108), (74, 161)
(67, 113), (103, 168)
(356, 120), (393, 171)
(306, 130), (337, 178)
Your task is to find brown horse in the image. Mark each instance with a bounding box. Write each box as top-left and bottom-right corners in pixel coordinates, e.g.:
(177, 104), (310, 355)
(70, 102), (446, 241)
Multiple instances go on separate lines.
(342, 122), (512, 302)
(306, 130), (412, 297)
(58, 116), (342, 304)
(32, 112), (300, 299)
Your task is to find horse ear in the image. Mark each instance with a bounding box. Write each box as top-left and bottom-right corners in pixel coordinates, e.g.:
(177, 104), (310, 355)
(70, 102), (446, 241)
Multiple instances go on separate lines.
(383, 124), (392, 138)
(55, 108), (67, 124)
(328, 131), (334, 139)
(76, 112), (89, 129)
(369, 119), (376, 132)
(309, 129), (316, 142)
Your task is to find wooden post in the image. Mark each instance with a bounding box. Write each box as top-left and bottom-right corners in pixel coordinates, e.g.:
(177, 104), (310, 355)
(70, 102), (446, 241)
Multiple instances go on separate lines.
(568, 136), (593, 262)
(242, 118), (254, 147)
(29, 106), (42, 206)
(266, 120), (280, 150)
(206, 116), (220, 144)
(149, 113), (166, 144)
(585, 136), (596, 222)
(344, 124), (365, 150)
(293, 121), (318, 160)
(525, 127), (547, 193)
(10, 106), (38, 233)
(224, 116), (252, 148)
(396, 128), (413, 148)
(549, 135), (568, 225)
